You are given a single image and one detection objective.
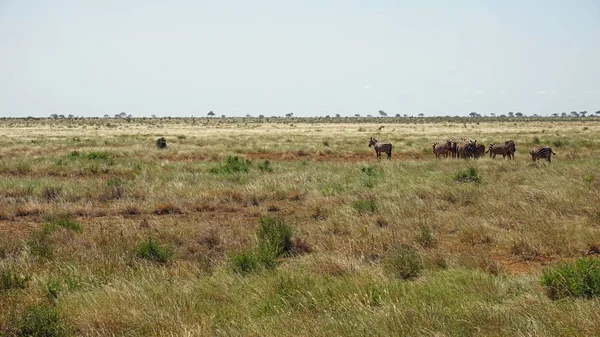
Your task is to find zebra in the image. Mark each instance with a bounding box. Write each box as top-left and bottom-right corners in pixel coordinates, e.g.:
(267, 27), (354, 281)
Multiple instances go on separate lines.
(530, 145), (556, 162)
(457, 139), (478, 159)
(433, 141), (452, 159)
(487, 140), (516, 159)
(368, 137), (392, 160)
(476, 144), (486, 158)
(448, 140), (459, 159)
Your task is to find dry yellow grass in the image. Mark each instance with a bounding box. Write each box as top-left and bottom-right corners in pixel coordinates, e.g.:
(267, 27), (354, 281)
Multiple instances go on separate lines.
(1, 117), (600, 336)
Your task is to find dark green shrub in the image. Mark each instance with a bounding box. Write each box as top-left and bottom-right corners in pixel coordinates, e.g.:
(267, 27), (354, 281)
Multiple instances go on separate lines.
(48, 216), (82, 233)
(361, 165), (383, 177)
(230, 251), (260, 274)
(383, 245), (424, 280)
(136, 238), (174, 264)
(258, 216), (293, 258)
(257, 160), (273, 172)
(455, 167), (482, 184)
(210, 156), (251, 174)
(541, 257), (600, 300)
(352, 198), (377, 215)
(13, 305), (71, 337)
(0, 267), (31, 291)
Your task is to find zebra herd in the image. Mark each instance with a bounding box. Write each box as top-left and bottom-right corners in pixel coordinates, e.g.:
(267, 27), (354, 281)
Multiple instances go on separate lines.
(369, 137), (556, 162)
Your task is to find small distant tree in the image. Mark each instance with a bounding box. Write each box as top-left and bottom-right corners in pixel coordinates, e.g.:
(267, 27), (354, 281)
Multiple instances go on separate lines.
(221, 115), (226, 118)
(395, 114), (401, 117)
(258, 114), (265, 118)
(418, 113), (424, 118)
(580, 111), (588, 117)
(490, 113), (496, 117)
(50, 114), (58, 119)
(104, 114), (110, 118)
(595, 110), (600, 116)
(207, 111), (215, 117)
(508, 112), (514, 117)
(335, 114), (341, 118)
(469, 112), (478, 117)
(151, 114), (156, 118)
(354, 114), (360, 117)
(403, 114), (408, 118)
(378, 110), (387, 117)
(285, 112), (293, 117)
(561, 112), (567, 117)
(515, 112), (523, 117)
(570, 111), (579, 117)
(246, 114), (252, 118)
(552, 113), (559, 117)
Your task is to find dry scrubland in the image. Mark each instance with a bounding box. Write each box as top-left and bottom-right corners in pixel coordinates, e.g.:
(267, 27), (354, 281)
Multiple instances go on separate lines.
(1, 118), (600, 336)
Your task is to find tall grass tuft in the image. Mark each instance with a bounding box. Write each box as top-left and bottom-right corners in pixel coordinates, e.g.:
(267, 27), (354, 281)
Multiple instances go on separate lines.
(383, 245), (424, 280)
(136, 238), (174, 264)
(352, 198), (377, 215)
(541, 257), (600, 299)
(258, 216), (293, 258)
(0, 267), (31, 291)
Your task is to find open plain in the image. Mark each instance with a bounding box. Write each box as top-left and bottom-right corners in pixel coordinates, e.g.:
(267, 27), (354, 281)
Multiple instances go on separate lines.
(1, 117), (600, 336)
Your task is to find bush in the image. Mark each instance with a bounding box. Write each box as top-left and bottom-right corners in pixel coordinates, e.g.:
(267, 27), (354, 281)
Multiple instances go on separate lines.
(210, 156), (251, 174)
(541, 257), (600, 300)
(257, 160), (273, 172)
(136, 238), (174, 264)
(383, 245), (424, 280)
(48, 216), (82, 233)
(230, 251), (260, 274)
(258, 216), (293, 258)
(0, 267), (31, 291)
(415, 225), (435, 248)
(12, 305), (70, 337)
(455, 167), (482, 184)
(361, 165), (383, 177)
(352, 198), (377, 215)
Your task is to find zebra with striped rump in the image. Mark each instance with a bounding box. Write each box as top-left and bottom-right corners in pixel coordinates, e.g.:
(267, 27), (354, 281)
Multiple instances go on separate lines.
(433, 140), (452, 159)
(530, 145), (556, 162)
(457, 139), (478, 159)
(476, 144), (486, 158)
(487, 140), (516, 159)
(368, 137), (392, 160)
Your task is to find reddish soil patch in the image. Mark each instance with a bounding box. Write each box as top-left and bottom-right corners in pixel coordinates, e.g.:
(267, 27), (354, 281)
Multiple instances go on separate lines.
(245, 151), (425, 162)
(494, 255), (555, 275)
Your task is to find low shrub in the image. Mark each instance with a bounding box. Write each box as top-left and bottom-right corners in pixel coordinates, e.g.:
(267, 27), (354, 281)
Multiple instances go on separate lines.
(352, 198), (377, 215)
(12, 305), (71, 337)
(230, 250), (260, 274)
(455, 167), (482, 184)
(541, 257), (600, 299)
(0, 267), (31, 291)
(383, 245), (424, 280)
(156, 137), (167, 149)
(258, 216), (293, 258)
(136, 238), (174, 264)
(257, 160), (273, 172)
(210, 156), (252, 174)
(87, 151), (110, 160)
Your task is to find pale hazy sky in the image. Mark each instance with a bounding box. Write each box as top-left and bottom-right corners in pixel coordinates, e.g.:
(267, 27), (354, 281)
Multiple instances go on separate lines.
(1, 0), (599, 117)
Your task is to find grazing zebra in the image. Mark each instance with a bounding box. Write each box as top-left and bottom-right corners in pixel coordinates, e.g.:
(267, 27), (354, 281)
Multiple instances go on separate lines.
(487, 140), (516, 159)
(457, 139), (478, 159)
(368, 137), (392, 160)
(448, 140), (459, 158)
(530, 145), (556, 162)
(433, 141), (452, 159)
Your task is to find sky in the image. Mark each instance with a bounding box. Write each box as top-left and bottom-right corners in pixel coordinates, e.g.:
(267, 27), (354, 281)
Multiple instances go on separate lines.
(0, 0), (599, 117)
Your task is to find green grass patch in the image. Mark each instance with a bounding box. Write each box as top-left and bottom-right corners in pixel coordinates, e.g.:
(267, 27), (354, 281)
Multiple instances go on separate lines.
(541, 257), (600, 299)
(136, 238), (174, 264)
(455, 167), (482, 184)
(352, 198), (377, 215)
(383, 245), (424, 280)
(210, 156), (252, 174)
(0, 267), (31, 291)
(11, 305), (71, 337)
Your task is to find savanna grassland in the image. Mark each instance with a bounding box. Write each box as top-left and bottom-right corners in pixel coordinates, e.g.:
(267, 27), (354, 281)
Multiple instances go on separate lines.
(1, 117), (600, 336)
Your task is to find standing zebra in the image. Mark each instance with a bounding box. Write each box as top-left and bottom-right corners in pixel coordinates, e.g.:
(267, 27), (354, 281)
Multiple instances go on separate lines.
(457, 139), (478, 159)
(530, 145), (556, 162)
(476, 144), (486, 158)
(433, 141), (452, 159)
(368, 137), (392, 160)
(487, 140), (516, 159)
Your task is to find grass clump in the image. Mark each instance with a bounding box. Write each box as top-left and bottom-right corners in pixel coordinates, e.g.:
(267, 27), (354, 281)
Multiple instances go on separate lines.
(383, 245), (424, 280)
(541, 257), (600, 300)
(210, 156), (252, 174)
(47, 215), (82, 233)
(136, 238), (174, 264)
(11, 305), (71, 337)
(86, 151), (110, 160)
(1, 267), (31, 291)
(230, 251), (260, 274)
(415, 225), (436, 248)
(257, 160), (273, 172)
(352, 198), (377, 215)
(455, 167), (482, 184)
(258, 216), (293, 258)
